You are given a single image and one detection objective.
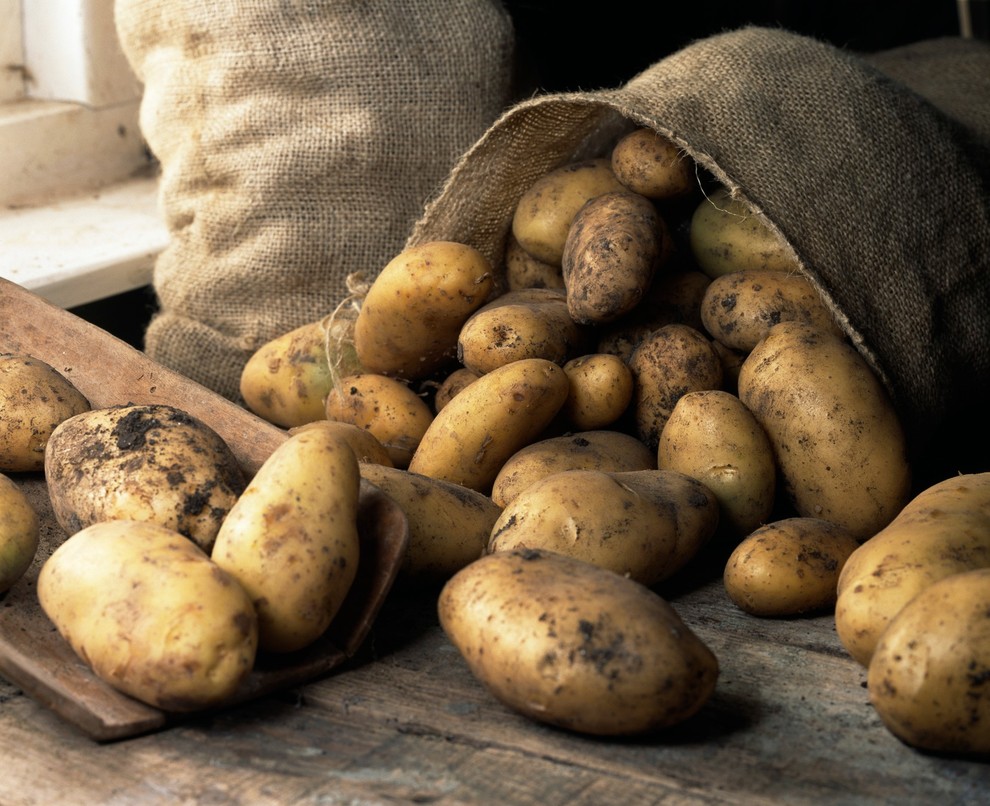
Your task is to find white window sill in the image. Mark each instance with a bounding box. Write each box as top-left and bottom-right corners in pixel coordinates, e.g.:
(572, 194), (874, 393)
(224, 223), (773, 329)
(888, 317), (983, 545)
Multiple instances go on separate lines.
(0, 172), (167, 309)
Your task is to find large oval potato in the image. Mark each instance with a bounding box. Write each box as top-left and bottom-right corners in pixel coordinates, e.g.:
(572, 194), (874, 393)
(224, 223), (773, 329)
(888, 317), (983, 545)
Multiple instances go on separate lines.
(610, 127), (696, 200)
(438, 548), (719, 736)
(211, 427), (361, 653)
(353, 240), (495, 380)
(0, 353), (90, 472)
(0, 472), (39, 594)
(38, 519), (258, 712)
(867, 568), (990, 756)
(835, 471), (990, 666)
(737, 321), (911, 541)
(44, 404), (246, 552)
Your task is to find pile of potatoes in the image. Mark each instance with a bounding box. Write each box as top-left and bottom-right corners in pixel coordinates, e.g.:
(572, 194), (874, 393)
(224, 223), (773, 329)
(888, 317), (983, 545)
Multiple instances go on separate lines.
(239, 125), (990, 749)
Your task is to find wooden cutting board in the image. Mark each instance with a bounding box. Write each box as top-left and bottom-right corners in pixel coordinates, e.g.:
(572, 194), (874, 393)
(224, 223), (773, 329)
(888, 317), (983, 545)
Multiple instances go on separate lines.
(0, 278), (409, 741)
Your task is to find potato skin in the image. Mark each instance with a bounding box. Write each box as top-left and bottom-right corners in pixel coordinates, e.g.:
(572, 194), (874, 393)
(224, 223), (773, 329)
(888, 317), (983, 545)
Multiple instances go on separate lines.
(867, 568), (990, 756)
(561, 353), (634, 431)
(738, 321), (911, 541)
(44, 404), (246, 552)
(288, 419), (394, 467)
(0, 353), (90, 472)
(610, 127), (695, 200)
(37, 520), (258, 712)
(353, 241), (495, 380)
(504, 234), (564, 291)
(0, 473), (39, 594)
(723, 517), (860, 617)
(433, 367), (481, 413)
(835, 472), (990, 667)
(438, 548), (719, 736)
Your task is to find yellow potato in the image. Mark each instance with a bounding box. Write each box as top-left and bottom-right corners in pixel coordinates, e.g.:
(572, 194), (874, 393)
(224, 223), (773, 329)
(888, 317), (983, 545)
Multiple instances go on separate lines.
(438, 548), (719, 736)
(353, 240), (495, 380)
(0, 353), (90, 472)
(868, 568), (990, 755)
(560, 353), (635, 431)
(38, 519), (258, 712)
(723, 517), (860, 617)
(657, 389), (776, 537)
(511, 158), (627, 266)
(211, 427), (361, 653)
(504, 233), (564, 291)
(325, 372), (434, 469)
(432, 367), (481, 413)
(610, 127), (696, 200)
(0, 473), (39, 594)
(288, 419), (394, 466)
(44, 404), (246, 552)
(689, 186), (801, 277)
(408, 358), (569, 493)
(835, 471), (990, 666)
(737, 321), (911, 541)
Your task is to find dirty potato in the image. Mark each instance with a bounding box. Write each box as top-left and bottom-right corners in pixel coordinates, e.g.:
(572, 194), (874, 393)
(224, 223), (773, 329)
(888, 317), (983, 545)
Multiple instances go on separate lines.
(610, 127), (696, 200)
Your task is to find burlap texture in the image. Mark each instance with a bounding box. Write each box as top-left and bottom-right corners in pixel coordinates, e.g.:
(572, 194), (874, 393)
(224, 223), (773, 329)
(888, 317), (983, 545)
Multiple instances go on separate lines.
(407, 26), (990, 475)
(114, 0), (517, 400)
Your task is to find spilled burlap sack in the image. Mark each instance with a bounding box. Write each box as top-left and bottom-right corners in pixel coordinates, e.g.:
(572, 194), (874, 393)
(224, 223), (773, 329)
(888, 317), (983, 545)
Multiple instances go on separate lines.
(406, 26), (990, 479)
(114, 0), (518, 400)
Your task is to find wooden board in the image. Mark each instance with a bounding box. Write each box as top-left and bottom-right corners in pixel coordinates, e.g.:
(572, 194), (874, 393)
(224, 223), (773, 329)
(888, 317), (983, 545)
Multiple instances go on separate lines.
(0, 278), (409, 741)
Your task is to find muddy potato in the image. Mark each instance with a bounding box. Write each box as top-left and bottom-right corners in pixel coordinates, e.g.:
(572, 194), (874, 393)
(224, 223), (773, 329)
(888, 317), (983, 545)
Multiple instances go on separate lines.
(38, 520), (258, 712)
(628, 324), (723, 449)
(504, 233), (564, 291)
(359, 464), (500, 583)
(491, 429), (654, 508)
(353, 240), (495, 380)
(325, 372), (434, 469)
(44, 404), (246, 552)
(211, 428), (360, 653)
(0, 473), (39, 594)
(511, 158), (627, 266)
(657, 390), (776, 537)
(610, 127), (696, 200)
(489, 468), (718, 585)
(561, 353), (634, 431)
(835, 472), (990, 667)
(432, 367), (481, 413)
(738, 321), (911, 541)
(689, 186), (801, 277)
(723, 518), (860, 617)
(288, 419), (394, 466)
(438, 548), (719, 736)
(408, 358), (570, 493)
(700, 269), (843, 353)
(868, 568), (990, 756)
(562, 190), (672, 325)
(0, 353), (90, 472)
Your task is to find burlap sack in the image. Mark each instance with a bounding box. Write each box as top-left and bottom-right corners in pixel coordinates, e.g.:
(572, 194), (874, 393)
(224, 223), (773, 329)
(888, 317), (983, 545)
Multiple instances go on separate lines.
(114, 0), (518, 401)
(406, 26), (990, 479)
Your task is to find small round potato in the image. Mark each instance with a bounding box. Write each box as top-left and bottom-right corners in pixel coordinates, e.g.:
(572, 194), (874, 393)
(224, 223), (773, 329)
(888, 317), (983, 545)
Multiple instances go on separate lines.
(610, 127), (696, 200)
(0, 472), (39, 594)
(438, 548), (719, 736)
(432, 367), (481, 413)
(561, 353), (635, 431)
(0, 353), (90, 472)
(723, 518), (861, 617)
(504, 233), (564, 291)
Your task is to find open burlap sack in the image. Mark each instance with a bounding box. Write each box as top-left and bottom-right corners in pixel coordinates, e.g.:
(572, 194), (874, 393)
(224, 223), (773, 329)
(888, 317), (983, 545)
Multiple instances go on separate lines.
(114, 0), (517, 401)
(406, 26), (990, 480)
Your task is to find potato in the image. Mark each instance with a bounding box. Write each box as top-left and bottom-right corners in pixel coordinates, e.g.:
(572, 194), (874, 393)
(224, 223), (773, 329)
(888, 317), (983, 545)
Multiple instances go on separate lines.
(457, 289), (587, 375)
(44, 404), (246, 552)
(432, 367), (481, 413)
(867, 568), (990, 755)
(489, 468), (718, 585)
(359, 464), (500, 583)
(0, 473), (39, 594)
(511, 158), (627, 266)
(240, 317), (361, 428)
(700, 269), (843, 352)
(628, 324), (723, 449)
(562, 190), (671, 324)
(288, 419), (394, 466)
(504, 233), (564, 291)
(689, 186), (801, 277)
(438, 548), (719, 736)
(723, 517), (860, 617)
(560, 353), (634, 431)
(737, 321), (911, 541)
(657, 390), (776, 537)
(38, 519), (258, 712)
(0, 353), (90, 472)
(408, 358), (570, 493)
(353, 240), (495, 380)
(211, 427), (360, 653)
(610, 127), (696, 200)
(835, 472), (990, 667)
(325, 372), (434, 469)
(490, 429), (655, 508)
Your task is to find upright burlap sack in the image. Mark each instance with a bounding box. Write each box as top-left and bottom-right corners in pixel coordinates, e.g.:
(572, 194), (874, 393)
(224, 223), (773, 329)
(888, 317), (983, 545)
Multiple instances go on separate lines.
(114, 0), (517, 400)
(406, 26), (990, 479)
